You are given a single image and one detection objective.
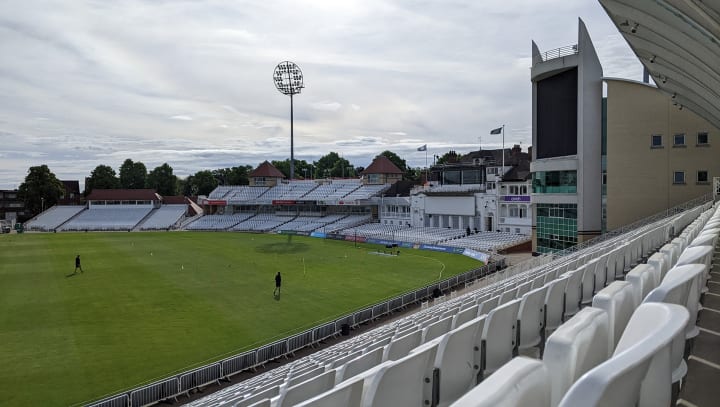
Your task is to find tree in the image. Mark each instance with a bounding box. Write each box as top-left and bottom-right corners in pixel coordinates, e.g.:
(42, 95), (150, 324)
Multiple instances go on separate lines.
(17, 165), (65, 216)
(213, 166), (252, 185)
(183, 170), (218, 196)
(435, 150), (461, 165)
(119, 159), (147, 189)
(271, 159), (311, 179)
(379, 150), (408, 173)
(314, 152), (352, 178)
(147, 163), (178, 196)
(85, 164), (120, 195)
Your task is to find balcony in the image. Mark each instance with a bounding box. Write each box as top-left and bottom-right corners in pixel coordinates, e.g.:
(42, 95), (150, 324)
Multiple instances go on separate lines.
(533, 44), (578, 66)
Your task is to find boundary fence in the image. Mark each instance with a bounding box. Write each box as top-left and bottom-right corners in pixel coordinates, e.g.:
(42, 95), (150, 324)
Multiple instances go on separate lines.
(85, 260), (503, 407)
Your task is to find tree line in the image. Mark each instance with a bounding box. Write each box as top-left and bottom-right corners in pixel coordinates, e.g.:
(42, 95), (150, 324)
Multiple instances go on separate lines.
(16, 150), (427, 218)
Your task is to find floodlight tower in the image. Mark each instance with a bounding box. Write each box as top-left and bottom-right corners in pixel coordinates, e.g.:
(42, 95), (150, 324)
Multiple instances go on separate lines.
(273, 61), (304, 180)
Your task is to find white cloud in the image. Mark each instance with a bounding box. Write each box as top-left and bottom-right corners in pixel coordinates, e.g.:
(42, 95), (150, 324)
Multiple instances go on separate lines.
(0, 0), (640, 189)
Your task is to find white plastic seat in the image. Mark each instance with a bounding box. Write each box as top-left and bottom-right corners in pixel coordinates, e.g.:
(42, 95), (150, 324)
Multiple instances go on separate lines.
(675, 245), (713, 296)
(544, 276), (569, 336)
(646, 252), (667, 284)
(605, 246), (625, 283)
(335, 347), (384, 384)
(480, 298), (521, 379)
(453, 305), (479, 329)
(517, 285), (548, 357)
(361, 339), (439, 407)
(579, 263), (595, 306)
(689, 232), (717, 249)
(544, 306), (610, 407)
(644, 264), (705, 386)
(448, 357), (550, 407)
(558, 303), (689, 407)
(477, 296), (500, 315)
(383, 330), (422, 361)
(434, 316), (487, 407)
(625, 264), (657, 308)
(592, 281), (635, 352)
(562, 268), (584, 319)
(422, 316), (454, 343)
(294, 366), (377, 407)
(516, 281), (533, 298)
(660, 243), (679, 269)
(275, 370), (335, 407)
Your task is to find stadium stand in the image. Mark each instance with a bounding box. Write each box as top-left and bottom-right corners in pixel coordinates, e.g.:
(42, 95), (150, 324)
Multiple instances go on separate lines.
(138, 205), (187, 230)
(226, 186), (270, 204)
(186, 213), (254, 230)
(59, 207), (152, 231)
(24, 205), (85, 231)
(87, 196), (718, 407)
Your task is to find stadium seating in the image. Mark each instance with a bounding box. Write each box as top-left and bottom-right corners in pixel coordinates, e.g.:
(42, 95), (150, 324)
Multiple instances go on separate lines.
(557, 303), (689, 407)
(449, 356), (550, 407)
(186, 213), (253, 230)
(25, 205), (85, 231)
(176, 201), (718, 407)
(60, 207), (152, 231)
(138, 205), (186, 230)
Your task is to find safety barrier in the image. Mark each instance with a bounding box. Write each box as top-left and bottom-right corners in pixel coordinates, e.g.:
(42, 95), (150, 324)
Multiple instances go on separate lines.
(179, 364), (222, 394)
(85, 260), (501, 407)
(222, 351), (256, 379)
(129, 378), (179, 407)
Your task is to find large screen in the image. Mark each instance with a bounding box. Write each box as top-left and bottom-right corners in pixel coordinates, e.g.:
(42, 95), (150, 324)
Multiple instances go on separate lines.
(537, 68), (577, 159)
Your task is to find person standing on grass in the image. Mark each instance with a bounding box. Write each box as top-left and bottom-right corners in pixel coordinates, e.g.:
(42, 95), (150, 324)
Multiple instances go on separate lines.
(74, 254), (83, 274)
(274, 272), (282, 295)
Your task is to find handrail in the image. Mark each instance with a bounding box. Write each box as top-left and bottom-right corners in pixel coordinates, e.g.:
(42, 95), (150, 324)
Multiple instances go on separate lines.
(552, 192), (714, 259)
(533, 44), (578, 65)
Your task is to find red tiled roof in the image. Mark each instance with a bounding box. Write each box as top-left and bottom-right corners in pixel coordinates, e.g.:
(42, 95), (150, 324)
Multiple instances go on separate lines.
(250, 161), (285, 178)
(86, 189), (160, 201)
(362, 155), (404, 175)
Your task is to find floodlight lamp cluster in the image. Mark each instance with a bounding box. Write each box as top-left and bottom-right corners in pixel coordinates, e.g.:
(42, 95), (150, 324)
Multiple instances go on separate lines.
(273, 61), (304, 96)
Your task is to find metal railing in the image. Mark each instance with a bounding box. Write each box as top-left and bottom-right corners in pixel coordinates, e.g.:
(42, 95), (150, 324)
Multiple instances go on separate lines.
(84, 260), (502, 407)
(552, 192), (714, 259)
(533, 44), (578, 65)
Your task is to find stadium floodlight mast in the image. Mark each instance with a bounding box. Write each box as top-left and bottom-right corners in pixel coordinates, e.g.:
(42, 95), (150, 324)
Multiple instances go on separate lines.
(273, 61), (304, 180)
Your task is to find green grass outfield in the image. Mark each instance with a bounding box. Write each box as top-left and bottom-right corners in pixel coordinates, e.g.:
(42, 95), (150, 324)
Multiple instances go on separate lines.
(0, 232), (481, 406)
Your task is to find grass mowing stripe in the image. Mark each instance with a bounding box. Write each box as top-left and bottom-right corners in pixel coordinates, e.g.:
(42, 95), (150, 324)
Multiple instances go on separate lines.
(0, 232), (480, 405)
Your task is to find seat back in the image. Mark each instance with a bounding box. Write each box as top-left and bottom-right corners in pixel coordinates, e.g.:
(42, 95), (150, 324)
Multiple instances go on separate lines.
(335, 347), (384, 384)
(478, 295), (500, 315)
(517, 285), (549, 351)
(544, 276), (569, 335)
(659, 243), (679, 268)
(449, 357), (550, 407)
(592, 281), (635, 352)
(383, 330), (422, 361)
(676, 245), (713, 271)
(580, 263), (595, 305)
(361, 339), (439, 407)
(277, 370), (336, 407)
(544, 307), (610, 407)
(558, 303), (689, 407)
(563, 268), (584, 319)
(294, 369), (373, 407)
(689, 232), (717, 249)
(625, 264), (657, 308)
(422, 316), (454, 343)
(434, 315), (487, 406)
(453, 305), (479, 329)
(481, 298), (521, 377)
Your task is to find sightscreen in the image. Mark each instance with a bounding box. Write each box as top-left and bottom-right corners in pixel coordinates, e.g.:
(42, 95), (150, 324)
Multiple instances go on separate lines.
(537, 68), (577, 159)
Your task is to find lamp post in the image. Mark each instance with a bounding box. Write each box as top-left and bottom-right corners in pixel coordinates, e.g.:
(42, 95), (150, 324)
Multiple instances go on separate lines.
(41, 197), (44, 213)
(273, 61), (304, 180)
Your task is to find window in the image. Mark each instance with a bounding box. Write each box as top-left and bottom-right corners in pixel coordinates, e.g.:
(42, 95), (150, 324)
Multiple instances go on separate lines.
(697, 170), (709, 184)
(515, 228), (521, 234)
(697, 132), (709, 146)
(673, 133), (686, 147)
(651, 134), (663, 148)
(673, 171), (685, 184)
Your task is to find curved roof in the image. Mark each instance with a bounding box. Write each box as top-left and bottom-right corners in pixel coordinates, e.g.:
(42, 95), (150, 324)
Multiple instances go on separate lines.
(599, 0), (720, 129)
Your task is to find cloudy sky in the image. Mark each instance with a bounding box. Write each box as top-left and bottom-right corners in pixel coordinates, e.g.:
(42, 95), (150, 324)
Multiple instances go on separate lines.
(0, 0), (642, 189)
